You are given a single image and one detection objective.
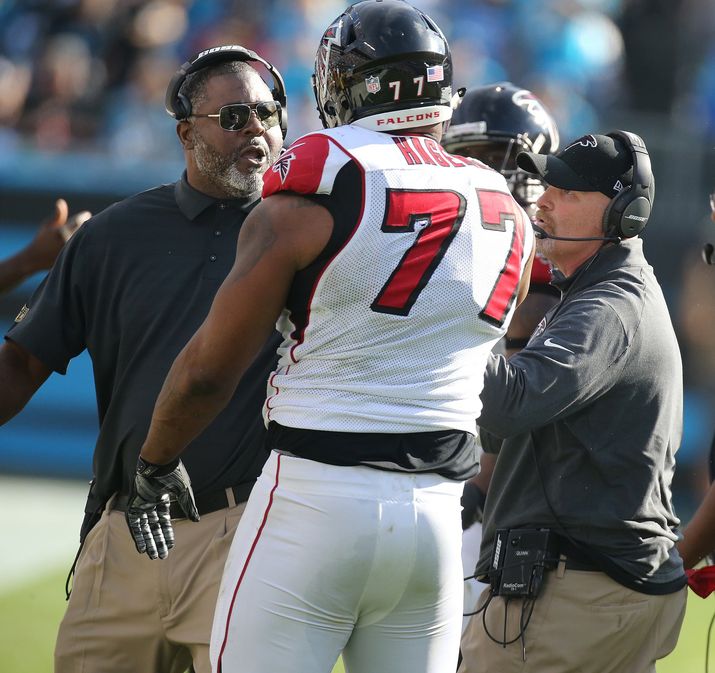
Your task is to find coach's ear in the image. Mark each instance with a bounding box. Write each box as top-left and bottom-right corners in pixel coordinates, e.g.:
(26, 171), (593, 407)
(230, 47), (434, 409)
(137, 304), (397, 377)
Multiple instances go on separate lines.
(177, 120), (195, 151)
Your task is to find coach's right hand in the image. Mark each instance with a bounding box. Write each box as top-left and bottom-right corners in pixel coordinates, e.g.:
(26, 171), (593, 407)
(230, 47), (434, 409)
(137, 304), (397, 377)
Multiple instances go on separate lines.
(125, 458), (200, 560)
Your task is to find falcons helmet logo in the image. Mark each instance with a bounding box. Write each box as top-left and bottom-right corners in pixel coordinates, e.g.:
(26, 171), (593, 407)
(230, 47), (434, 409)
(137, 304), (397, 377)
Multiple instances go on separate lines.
(316, 19), (343, 102)
(512, 89), (560, 151)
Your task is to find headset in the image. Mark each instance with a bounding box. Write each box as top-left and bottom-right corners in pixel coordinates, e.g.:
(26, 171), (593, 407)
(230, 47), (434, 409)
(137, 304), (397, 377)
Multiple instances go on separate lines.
(602, 130), (653, 239)
(165, 44), (288, 139)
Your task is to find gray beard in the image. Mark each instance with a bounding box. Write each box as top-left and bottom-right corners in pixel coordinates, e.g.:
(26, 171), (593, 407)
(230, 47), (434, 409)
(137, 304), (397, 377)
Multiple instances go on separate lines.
(193, 134), (275, 198)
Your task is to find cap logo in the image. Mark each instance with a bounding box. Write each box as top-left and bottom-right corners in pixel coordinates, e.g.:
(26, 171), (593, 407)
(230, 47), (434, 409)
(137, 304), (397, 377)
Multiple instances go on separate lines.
(365, 75), (381, 94)
(613, 179), (624, 193)
(565, 134), (597, 151)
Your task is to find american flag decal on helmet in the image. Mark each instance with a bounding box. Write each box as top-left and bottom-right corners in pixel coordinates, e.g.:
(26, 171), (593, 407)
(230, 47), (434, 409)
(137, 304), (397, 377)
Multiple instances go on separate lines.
(426, 65), (444, 82)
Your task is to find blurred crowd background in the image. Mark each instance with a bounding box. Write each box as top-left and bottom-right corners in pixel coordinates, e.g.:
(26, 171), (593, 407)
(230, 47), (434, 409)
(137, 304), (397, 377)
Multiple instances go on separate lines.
(1, 0), (714, 519)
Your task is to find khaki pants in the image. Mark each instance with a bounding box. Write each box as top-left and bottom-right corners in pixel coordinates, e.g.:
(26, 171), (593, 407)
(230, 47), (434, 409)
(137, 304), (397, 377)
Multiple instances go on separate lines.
(459, 565), (687, 673)
(55, 498), (246, 673)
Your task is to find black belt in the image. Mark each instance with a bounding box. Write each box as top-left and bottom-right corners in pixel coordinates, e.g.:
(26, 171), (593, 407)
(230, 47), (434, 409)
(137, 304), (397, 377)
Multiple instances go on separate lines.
(557, 536), (601, 572)
(111, 482), (254, 519)
(563, 557), (600, 572)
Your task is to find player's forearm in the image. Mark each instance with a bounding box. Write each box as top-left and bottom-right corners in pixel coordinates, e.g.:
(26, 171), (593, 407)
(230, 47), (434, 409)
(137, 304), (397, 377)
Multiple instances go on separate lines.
(677, 481), (715, 569)
(140, 344), (237, 465)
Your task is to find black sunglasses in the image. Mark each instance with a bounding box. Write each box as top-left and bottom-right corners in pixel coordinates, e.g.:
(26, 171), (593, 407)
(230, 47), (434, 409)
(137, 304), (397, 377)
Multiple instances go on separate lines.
(191, 100), (281, 131)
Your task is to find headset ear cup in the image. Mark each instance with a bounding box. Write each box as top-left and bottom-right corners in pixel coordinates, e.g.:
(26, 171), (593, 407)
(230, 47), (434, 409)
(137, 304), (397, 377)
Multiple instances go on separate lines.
(278, 104), (288, 139)
(604, 191), (629, 238)
(619, 195), (651, 238)
(165, 63), (190, 119)
(604, 129), (653, 239)
(174, 93), (191, 121)
(272, 88), (288, 138)
(602, 196), (618, 237)
(603, 190), (651, 239)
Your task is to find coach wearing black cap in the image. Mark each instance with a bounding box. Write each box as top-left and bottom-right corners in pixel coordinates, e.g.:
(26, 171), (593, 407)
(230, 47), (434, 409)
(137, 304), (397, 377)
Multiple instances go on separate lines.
(459, 132), (688, 673)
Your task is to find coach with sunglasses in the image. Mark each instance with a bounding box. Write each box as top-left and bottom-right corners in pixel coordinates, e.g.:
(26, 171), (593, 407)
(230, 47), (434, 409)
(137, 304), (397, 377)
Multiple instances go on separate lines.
(0, 46), (285, 673)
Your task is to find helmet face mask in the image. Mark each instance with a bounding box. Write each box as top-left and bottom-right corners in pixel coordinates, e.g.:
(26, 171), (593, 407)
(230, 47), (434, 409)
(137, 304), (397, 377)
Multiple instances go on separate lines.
(442, 82), (559, 211)
(312, 0), (454, 131)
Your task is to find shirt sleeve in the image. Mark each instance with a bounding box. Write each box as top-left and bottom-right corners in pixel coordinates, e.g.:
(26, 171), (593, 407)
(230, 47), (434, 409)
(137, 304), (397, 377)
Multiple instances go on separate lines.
(478, 290), (632, 438)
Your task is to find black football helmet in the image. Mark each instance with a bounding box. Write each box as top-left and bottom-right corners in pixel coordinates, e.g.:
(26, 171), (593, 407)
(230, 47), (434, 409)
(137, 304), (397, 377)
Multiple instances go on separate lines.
(312, 0), (454, 131)
(442, 82), (560, 212)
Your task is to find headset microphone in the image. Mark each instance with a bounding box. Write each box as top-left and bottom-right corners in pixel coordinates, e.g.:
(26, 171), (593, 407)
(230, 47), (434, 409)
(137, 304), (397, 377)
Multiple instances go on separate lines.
(532, 225), (620, 243)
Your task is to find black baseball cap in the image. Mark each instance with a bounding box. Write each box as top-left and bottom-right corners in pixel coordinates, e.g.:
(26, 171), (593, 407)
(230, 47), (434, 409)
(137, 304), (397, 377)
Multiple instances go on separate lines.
(516, 133), (633, 198)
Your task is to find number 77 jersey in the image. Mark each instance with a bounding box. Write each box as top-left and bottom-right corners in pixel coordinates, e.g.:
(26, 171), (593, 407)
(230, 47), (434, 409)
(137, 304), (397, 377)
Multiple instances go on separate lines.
(262, 124), (534, 435)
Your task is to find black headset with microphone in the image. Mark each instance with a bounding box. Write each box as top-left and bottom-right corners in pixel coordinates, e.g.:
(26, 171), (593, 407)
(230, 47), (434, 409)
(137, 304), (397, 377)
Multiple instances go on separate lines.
(165, 44), (288, 139)
(533, 130), (653, 243)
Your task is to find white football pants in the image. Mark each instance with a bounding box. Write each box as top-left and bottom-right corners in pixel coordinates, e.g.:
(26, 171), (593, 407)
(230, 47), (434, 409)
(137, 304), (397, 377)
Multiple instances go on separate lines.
(210, 451), (464, 673)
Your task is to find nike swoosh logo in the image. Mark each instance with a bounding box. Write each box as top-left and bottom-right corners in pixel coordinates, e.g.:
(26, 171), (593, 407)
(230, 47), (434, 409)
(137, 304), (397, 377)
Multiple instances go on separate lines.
(544, 337), (574, 353)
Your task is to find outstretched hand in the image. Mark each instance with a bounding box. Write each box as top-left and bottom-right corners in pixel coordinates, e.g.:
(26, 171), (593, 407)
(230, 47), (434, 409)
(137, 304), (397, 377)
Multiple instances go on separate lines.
(26, 198), (91, 270)
(125, 459), (200, 560)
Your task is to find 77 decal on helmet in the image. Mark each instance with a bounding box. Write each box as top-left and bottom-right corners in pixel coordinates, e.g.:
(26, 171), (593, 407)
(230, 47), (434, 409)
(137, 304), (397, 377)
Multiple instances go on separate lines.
(387, 74), (430, 101)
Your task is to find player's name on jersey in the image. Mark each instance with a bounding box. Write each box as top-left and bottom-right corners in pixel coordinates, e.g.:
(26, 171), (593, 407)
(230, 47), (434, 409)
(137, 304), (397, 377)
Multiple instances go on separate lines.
(392, 135), (478, 169)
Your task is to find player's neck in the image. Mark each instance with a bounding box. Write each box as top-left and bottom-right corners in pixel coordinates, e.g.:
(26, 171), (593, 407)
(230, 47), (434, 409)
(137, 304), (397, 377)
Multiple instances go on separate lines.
(386, 122), (443, 143)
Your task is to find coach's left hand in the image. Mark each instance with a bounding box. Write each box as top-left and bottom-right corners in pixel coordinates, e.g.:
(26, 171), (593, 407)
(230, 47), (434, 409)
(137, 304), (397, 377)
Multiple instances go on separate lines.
(125, 458), (200, 560)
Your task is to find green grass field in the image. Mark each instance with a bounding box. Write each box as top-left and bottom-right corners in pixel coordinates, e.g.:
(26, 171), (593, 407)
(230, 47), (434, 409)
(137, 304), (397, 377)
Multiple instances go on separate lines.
(0, 567), (711, 673)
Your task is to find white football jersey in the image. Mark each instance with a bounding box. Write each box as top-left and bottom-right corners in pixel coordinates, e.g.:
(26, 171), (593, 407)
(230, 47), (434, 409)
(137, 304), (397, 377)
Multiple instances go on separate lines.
(261, 124), (533, 434)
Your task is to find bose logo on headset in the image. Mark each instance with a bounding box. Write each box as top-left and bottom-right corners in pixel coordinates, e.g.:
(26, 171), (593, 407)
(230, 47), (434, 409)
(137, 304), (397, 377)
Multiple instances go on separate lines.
(165, 44), (288, 139)
(196, 45), (251, 59)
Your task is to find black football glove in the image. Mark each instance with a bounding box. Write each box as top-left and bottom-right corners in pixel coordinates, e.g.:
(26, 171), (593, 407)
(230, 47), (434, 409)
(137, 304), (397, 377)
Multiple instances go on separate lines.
(461, 481), (487, 531)
(125, 457), (199, 560)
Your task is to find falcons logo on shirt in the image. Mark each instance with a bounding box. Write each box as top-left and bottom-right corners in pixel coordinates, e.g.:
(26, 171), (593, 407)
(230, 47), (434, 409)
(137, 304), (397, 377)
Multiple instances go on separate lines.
(262, 133), (343, 199)
(272, 144), (303, 183)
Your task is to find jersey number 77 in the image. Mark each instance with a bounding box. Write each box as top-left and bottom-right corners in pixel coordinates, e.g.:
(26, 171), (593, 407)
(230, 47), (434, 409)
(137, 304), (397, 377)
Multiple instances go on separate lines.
(370, 188), (526, 326)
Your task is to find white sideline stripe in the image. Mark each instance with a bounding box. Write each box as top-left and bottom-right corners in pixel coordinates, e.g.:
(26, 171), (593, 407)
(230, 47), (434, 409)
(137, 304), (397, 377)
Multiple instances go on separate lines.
(0, 476), (88, 594)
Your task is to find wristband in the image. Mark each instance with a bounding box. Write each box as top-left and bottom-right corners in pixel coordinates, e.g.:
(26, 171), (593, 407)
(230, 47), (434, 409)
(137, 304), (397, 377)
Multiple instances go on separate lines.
(136, 456), (180, 478)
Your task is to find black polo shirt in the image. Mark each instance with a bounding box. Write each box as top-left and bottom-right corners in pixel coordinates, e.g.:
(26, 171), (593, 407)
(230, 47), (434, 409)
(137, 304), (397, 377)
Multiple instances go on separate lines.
(7, 173), (281, 510)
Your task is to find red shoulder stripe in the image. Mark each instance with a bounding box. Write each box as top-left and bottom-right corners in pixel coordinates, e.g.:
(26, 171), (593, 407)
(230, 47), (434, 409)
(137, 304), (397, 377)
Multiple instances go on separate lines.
(262, 134), (332, 198)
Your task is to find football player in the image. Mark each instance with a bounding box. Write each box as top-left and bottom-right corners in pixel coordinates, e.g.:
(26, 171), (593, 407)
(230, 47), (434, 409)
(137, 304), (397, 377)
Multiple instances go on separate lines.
(127, 3), (535, 672)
